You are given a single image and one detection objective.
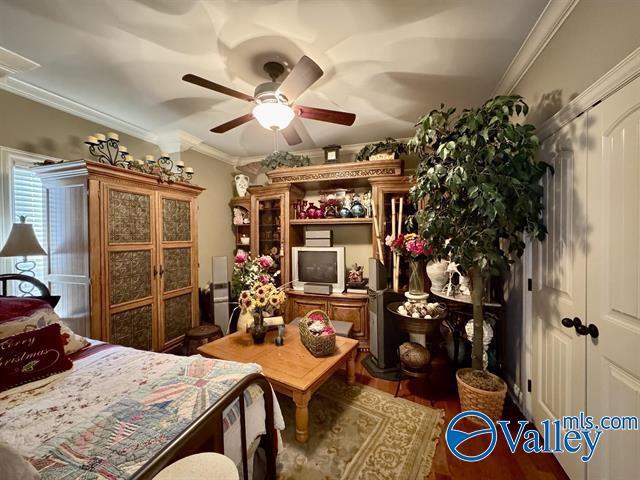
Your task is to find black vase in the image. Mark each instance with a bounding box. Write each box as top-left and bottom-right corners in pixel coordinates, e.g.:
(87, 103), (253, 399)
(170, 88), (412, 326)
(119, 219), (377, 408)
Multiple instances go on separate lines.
(250, 312), (268, 344)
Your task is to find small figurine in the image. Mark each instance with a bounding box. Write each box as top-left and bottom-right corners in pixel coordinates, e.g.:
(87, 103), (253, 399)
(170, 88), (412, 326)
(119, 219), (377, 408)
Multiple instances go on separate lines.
(233, 207), (244, 225)
(348, 263), (364, 284)
(362, 191), (372, 218)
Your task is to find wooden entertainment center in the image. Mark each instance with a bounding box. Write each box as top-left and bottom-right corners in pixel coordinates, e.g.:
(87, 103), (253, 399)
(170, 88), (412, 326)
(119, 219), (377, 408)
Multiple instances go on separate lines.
(230, 159), (412, 350)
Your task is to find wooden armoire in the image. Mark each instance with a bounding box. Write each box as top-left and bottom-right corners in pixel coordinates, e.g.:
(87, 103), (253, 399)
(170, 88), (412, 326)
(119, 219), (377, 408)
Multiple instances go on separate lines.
(36, 160), (203, 352)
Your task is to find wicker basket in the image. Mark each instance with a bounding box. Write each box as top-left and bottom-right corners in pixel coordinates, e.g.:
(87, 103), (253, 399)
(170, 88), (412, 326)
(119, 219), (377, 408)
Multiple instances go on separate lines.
(299, 310), (336, 357)
(456, 368), (507, 423)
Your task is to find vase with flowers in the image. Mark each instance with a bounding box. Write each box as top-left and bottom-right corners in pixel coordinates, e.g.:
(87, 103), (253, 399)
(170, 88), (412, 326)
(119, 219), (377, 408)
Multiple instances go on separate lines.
(385, 232), (432, 298)
(237, 283), (286, 344)
(232, 251), (280, 332)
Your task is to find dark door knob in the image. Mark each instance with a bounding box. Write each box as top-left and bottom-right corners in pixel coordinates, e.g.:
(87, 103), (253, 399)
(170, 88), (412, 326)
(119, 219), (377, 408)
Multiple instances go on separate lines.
(587, 324), (599, 339)
(575, 323), (589, 336)
(561, 317), (590, 336)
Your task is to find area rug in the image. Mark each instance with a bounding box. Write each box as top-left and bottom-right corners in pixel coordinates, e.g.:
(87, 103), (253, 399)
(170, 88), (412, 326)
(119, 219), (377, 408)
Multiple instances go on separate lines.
(276, 377), (444, 480)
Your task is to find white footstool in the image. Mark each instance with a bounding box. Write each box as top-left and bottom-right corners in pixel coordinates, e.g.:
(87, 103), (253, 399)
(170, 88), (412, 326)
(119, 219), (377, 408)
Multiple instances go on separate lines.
(153, 453), (239, 480)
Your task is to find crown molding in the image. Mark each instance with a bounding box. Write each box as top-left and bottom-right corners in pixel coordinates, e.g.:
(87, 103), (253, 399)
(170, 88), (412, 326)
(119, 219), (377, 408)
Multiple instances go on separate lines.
(537, 45), (640, 141)
(492, 0), (580, 96)
(0, 76), (159, 143)
(0, 47), (39, 78)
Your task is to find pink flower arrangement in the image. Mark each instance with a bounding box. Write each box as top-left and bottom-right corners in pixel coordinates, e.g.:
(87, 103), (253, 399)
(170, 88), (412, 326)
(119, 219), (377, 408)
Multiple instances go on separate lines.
(386, 233), (432, 259)
(258, 255), (274, 269)
(258, 273), (271, 285)
(234, 251), (248, 265)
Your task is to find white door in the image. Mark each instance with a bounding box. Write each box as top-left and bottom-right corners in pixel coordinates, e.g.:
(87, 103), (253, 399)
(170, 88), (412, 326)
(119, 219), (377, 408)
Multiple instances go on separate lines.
(586, 75), (640, 480)
(532, 116), (588, 480)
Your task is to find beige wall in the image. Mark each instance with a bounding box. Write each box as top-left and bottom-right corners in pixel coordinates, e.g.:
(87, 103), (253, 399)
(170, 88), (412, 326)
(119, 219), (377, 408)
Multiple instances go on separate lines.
(0, 89), (161, 159)
(513, 0), (640, 126)
(0, 89), (235, 287)
(181, 149), (236, 286)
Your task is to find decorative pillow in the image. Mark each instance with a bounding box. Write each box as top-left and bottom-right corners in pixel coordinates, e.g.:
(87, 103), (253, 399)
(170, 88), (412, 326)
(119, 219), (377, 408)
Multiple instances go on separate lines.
(0, 323), (73, 393)
(0, 308), (89, 355)
(0, 298), (53, 322)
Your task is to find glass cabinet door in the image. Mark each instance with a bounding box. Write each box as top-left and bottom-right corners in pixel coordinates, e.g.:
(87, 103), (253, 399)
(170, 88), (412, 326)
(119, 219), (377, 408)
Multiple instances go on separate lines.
(256, 196), (283, 286)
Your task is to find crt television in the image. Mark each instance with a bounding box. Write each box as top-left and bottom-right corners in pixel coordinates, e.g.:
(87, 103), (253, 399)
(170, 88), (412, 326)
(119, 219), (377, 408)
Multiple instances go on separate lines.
(292, 246), (345, 292)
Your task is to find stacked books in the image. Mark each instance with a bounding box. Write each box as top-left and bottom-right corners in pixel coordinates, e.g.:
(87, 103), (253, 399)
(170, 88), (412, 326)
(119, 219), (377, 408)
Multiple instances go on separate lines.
(346, 280), (368, 294)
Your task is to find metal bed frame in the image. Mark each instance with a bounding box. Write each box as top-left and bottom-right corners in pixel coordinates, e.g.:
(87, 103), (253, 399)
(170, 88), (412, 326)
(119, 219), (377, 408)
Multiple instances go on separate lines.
(0, 274), (277, 480)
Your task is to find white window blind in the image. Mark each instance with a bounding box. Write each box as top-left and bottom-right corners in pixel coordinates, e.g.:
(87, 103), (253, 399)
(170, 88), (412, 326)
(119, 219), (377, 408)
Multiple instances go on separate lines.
(11, 165), (47, 280)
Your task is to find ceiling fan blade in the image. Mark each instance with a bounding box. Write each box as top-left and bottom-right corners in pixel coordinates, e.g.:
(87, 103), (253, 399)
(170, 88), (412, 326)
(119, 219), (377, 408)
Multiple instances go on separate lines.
(295, 105), (356, 126)
(277, 56), (323, 101)
(183, 74), (254, 102)
(210, 113), (254, 133)
(281, 124), (303, 146)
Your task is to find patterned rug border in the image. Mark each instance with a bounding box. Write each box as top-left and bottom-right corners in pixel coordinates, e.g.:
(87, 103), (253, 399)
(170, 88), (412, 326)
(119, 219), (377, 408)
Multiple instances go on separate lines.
(278, 376), (445, 480)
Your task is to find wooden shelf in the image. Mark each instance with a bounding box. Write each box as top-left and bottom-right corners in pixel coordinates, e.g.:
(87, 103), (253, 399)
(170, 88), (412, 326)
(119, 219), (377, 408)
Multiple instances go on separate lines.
(290, 218), (373, 226)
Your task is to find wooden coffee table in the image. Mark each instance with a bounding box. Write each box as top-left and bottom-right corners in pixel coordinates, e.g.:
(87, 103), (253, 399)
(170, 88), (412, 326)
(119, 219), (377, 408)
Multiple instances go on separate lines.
(198, 325), (359, 443)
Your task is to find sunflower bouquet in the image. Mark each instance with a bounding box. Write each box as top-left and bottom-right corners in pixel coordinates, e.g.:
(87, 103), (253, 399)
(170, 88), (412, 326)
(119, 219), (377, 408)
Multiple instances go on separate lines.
(237, 282), (286, 324)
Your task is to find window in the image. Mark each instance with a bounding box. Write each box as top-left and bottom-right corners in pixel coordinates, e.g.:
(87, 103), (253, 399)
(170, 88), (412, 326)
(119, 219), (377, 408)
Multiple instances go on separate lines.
(11, 164), (47, 280)
(1, 148), (54, 291)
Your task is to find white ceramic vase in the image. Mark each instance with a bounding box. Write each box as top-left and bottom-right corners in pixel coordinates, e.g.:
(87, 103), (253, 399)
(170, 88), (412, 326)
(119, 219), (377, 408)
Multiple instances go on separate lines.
(237, 308), (254, 332)
(234, 174), (249, 197)
(426, 259), (449, 293)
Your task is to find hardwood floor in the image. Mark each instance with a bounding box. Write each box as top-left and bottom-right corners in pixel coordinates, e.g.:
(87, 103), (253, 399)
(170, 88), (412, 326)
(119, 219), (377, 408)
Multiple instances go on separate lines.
(351, 352), (570, 480)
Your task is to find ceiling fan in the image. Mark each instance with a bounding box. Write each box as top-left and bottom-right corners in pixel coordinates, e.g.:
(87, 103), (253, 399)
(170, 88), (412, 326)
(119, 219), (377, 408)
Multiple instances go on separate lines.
(182, 55), (356, 146)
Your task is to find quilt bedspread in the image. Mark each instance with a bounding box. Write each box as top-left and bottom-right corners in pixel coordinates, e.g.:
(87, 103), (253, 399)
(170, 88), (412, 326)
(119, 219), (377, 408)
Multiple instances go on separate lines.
(0, 345), (266, 479)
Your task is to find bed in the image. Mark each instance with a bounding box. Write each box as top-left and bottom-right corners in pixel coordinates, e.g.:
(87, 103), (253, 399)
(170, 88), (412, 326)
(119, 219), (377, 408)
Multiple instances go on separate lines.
(0, 275), (283, 480)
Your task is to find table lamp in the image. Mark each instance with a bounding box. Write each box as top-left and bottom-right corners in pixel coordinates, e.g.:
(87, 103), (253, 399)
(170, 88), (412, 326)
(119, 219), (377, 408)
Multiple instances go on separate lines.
(0, 216), (47, 292)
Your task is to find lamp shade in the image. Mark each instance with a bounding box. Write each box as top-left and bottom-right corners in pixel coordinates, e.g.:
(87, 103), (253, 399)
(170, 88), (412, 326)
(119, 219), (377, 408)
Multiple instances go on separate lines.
(252, 102), (295, 130)
(0, 216), (47, 257)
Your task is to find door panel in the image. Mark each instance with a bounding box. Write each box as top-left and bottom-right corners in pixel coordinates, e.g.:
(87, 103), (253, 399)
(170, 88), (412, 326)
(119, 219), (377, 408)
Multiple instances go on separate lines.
(104, 184), (156, 350)
(109, 250), (152, 305)
(586, 76), (640, 480)
(289, 297), (327, 321)
(157, 193), (197, 350)
(163, 293), (193, 345)
(532, 117), (588, 480)
(110, 304), (153, 351)
(162, 247), (192, 293)
(328, 300), (367, 341)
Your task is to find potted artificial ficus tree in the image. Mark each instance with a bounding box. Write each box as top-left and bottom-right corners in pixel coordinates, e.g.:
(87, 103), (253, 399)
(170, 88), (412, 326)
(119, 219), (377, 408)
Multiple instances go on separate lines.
(409, 95), (552, 420)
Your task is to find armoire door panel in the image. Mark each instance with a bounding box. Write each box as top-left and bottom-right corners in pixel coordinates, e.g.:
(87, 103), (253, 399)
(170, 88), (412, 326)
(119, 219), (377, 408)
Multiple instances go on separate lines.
(109, 250), (153, 305)
(157, 193), (197, 351)
(103, 183), (158, 351)
(532, 116), (588, 480)
(162, 247), (192, 293)
(586, 75), (640, 480)
(110, 304), (154, 351)
(163, 293), (193, 346)
(108, 189), (152, 244)
(162, 197), (192, 242)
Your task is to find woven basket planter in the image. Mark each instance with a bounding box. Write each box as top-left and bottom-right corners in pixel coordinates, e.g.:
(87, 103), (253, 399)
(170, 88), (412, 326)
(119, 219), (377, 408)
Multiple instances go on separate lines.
(299, 310), (336, 357)
(456, 368), (507, 423)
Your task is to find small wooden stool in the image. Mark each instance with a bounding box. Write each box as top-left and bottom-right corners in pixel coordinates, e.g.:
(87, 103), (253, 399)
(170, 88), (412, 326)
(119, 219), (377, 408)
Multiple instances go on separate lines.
(183, 324), (223, 356)
(153, 452), (238, 480)
(395, 341), (431, 397)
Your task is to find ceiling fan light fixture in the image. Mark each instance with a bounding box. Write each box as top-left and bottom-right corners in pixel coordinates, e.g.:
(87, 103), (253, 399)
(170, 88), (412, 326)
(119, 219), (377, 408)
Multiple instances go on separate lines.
(252, 102), (295, 130)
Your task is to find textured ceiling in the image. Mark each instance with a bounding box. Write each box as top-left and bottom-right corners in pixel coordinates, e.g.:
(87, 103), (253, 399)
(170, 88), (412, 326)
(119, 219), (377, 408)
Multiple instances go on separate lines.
(0, 0), (547, 156)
